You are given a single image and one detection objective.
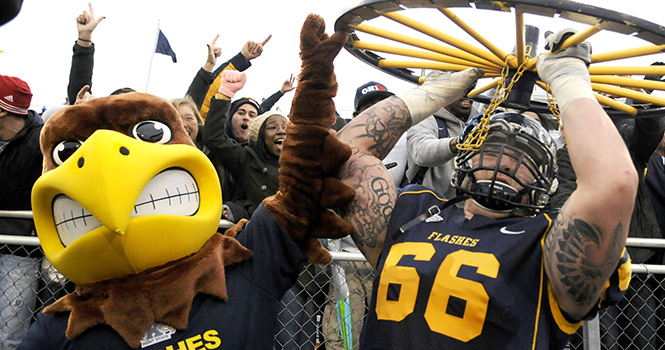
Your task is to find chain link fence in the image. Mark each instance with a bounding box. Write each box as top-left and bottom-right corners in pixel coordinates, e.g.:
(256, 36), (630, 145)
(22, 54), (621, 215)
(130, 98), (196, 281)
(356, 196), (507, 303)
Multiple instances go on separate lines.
(567, 267), (665, 350)
(0, 241), (75, 349)
(2, 226), (664, 349)
(274, 260), (375, 350)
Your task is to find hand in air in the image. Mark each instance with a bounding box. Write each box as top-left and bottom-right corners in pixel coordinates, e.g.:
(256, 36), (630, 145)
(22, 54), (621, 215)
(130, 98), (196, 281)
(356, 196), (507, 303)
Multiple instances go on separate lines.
(537, 28), (593, 111)
(537, 28), (592, 85)
(76, 3), (105, 40)
(204, 34), (222, 72)
(241, 35), (272, 60)
(218, 70), (247, 99)
(75, 85), (96, 105)
(280, 74), (296, 94)
(419, 68), (485, 103)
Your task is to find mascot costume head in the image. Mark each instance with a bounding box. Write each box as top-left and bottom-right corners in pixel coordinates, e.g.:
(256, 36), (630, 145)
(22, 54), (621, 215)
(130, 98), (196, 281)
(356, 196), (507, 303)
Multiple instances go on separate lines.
(35, 92), (227, 284)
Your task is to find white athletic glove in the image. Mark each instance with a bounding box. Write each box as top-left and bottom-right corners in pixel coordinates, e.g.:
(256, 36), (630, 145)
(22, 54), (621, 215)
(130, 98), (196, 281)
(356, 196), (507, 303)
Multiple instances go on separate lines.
(397, 68), (484, 125)
(537, 28), (594, 113)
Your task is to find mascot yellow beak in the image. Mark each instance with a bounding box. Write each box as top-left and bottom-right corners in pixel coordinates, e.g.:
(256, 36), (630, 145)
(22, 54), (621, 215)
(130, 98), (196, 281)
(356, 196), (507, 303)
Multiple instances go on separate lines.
(32, 129), (222, 285)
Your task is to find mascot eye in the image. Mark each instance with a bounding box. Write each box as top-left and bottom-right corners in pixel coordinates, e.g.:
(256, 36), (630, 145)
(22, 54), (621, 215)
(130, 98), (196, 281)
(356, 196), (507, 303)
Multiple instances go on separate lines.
(131, 121), (173, 144)
(52, 140), (83, 166)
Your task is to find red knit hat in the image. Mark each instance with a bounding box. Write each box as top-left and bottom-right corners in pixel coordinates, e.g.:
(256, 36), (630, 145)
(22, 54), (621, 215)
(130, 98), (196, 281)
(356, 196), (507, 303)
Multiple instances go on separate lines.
(0, 75), (32, 115)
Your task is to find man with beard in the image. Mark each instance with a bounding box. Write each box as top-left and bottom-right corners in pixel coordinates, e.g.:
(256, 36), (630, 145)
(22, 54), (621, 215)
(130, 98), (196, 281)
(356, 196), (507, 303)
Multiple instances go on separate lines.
(405, 94), (477, 199)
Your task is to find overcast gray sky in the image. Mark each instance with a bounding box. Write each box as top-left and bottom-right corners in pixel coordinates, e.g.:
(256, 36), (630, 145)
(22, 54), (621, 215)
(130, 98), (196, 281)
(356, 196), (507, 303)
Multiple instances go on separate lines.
(1, 0), (664, 118)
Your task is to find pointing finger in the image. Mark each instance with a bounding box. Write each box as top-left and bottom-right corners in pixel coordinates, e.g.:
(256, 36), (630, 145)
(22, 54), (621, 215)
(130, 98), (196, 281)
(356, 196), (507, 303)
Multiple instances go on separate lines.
(77, 85), (90, 99)
(262, 34), (272, 46)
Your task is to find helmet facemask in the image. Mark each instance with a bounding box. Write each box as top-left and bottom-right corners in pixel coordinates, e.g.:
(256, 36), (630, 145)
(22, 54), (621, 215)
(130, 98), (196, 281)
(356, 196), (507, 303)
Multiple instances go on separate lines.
(452, 113), (557, 213)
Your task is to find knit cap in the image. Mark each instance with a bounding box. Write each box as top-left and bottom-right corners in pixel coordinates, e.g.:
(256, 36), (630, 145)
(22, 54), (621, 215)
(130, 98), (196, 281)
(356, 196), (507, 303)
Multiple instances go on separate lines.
(248, 110), (286, 145)
(229, 97), (262, 118)
(0, 74), (32, 115)
(225, 97), (262, 140)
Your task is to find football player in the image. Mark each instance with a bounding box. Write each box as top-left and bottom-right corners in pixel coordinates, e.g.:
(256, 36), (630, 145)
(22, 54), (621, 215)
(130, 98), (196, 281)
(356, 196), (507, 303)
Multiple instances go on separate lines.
(335, 29), (636, 349)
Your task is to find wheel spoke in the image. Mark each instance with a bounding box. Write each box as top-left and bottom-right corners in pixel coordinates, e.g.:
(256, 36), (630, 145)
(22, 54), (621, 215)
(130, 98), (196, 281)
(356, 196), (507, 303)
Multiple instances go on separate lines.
(352, 41), (496, 70)
(515, 9), (526, 66)
(376, 59), (498, 76)
(437, 7), (512, 66)
(594, 93), (638, 115)
(590, 75), (665, 94)
(379, 10), (506, 66)
(589, 65), (665, 75)
(556, 23), (605, 52)
(353, 23), (499, 67)
(469, 78), (503, 98)
(592, 44), (665, 63)
(591, 83), (665, 106)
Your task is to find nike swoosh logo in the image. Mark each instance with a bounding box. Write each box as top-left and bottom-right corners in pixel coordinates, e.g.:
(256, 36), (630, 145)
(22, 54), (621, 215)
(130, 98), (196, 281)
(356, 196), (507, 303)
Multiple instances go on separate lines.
(500, 226), (525, 235)
(438, 127), (446, 130)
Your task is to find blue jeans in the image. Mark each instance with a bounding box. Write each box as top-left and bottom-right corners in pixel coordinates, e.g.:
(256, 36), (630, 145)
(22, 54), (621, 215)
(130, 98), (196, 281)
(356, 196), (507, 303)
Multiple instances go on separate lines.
(0, 254), (39, 350)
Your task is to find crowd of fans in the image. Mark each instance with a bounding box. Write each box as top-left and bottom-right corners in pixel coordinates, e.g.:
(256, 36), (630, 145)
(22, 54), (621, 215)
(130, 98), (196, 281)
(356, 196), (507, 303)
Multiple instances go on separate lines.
(2, 2), (665, 350)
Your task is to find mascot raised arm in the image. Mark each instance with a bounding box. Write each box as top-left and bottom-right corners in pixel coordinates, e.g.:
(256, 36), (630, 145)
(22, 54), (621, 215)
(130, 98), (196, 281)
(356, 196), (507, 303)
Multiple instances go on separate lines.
(19, 13), (351, 350)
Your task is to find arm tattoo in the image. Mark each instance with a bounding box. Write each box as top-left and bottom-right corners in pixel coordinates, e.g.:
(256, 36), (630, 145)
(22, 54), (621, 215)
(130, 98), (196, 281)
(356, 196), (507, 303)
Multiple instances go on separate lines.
(334, 96), (406, 260)
(339, 150), (395, 252)
(546, 214), (625, 306)
(362, 100), (411, 159)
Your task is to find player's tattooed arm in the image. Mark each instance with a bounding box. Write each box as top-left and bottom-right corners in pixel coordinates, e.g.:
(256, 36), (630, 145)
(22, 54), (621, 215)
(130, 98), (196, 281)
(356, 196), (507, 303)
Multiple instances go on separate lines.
(544, 209), (626, 319)
(338, 149), (396, 268)
(336, 96), (408, 268)
(341, 96), (411, 160)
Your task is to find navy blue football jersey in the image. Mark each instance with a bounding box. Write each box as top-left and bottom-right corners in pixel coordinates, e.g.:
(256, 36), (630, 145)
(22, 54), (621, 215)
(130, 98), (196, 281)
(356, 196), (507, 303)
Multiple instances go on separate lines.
(18, 204), (306, 350)
(360, 185), (630, 350)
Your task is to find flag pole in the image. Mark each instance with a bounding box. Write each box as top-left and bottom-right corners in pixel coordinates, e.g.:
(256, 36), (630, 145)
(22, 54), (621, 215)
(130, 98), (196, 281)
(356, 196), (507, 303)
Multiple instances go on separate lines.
(145, 20), (160, 92)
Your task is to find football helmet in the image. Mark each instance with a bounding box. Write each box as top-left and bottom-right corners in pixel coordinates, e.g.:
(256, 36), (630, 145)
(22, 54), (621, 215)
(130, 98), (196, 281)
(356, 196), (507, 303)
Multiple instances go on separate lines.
(452, 112), (558, 212)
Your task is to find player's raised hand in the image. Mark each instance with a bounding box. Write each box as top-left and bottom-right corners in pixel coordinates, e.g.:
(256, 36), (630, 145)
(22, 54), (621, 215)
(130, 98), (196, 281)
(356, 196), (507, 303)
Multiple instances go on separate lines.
(537, 28), (593, 112)
(397, 68), (484, 125)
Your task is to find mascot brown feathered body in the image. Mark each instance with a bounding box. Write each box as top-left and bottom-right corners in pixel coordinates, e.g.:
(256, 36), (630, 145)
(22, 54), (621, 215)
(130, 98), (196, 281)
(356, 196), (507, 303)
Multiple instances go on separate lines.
(18, 14), (352, 350)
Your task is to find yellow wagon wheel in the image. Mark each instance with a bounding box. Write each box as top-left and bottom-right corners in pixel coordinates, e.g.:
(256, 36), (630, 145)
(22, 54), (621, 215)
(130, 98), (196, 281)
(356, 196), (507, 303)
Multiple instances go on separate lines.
(334, 0), (665, 120)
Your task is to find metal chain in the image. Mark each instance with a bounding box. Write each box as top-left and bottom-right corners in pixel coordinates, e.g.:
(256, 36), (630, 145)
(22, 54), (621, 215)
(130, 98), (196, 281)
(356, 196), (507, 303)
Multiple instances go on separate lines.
(457, 46), (532, 152)
(545, 84), (566, 143)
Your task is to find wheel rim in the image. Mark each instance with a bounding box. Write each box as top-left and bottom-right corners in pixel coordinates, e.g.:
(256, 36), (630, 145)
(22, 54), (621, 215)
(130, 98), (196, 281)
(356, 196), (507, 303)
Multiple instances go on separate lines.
(334, 0), (665, 118)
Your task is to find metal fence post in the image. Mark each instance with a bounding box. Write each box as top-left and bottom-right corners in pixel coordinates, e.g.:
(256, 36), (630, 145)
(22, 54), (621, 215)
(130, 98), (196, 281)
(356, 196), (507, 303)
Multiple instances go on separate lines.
(583, 314), (601, 350)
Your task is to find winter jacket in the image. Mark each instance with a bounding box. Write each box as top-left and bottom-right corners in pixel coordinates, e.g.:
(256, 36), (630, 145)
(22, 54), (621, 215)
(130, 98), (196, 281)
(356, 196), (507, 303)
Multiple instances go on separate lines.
(406, 106), (477, 199)
(0, 111), (43, 256)
(203, 98), (280, 217)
